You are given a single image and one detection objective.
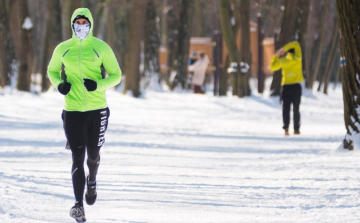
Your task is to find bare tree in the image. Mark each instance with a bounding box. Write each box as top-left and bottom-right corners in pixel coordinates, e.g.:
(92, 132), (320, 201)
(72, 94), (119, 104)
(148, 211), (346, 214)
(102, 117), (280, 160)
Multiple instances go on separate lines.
(61, 0), (81, 41)
(309, 1), (330, 89)
(270, 0), (308, 96)
(171, 0), (194, 90)
(219, 0), (251, 97)
(219, 0), (238, 73)
(238, 0), (251, 97)
(39, 0), (62, 91)
(124, 0), (148, 97)
(251, 0), (282, 38)
(8, 0), (33, 91)
(144, 0), (161, 88)
(322, 35), (339, 95)
(317, 19), (339, 93)
(163, 5), (177, 85)
(0, 0), (16, 88)
(336, 0), (360, 150)
(192, 0), (202, 37)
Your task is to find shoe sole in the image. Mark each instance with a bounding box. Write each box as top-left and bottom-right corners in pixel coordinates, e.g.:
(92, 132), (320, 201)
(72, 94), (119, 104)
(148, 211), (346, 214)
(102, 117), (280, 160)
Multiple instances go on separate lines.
(85, 193), (97, 205)
(72, 216), (86, 222)
(70, 211), (86, 222)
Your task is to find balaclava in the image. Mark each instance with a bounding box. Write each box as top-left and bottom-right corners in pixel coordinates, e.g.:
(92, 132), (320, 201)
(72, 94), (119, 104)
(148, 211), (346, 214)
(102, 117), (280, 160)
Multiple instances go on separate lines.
(72, 15), (91, 40)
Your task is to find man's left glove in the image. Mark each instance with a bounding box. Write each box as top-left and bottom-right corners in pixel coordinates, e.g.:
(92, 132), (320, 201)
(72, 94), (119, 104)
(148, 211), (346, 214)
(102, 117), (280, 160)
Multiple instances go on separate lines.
(83, 78), (97, 92)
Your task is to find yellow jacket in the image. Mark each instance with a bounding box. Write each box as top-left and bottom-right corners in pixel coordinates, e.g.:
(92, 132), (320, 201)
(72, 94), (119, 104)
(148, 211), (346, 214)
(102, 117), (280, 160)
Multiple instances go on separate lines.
(270, 41), (304, 86)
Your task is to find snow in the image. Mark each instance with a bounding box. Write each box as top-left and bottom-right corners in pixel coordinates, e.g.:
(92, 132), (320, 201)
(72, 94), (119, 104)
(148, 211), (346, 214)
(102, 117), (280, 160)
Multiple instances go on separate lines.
(0, 83), (359, 223)
(22, 17), (33, 30)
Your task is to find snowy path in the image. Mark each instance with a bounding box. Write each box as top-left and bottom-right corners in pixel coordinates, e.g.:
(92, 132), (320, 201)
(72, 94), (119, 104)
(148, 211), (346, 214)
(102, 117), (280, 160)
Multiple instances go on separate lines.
(0, 87), (359, 223)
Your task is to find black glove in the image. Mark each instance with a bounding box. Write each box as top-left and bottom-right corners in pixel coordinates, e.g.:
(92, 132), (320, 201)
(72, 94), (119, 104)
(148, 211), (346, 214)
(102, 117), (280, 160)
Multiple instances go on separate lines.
(58, 82), (71, 95)
(83, 78), (97, 92)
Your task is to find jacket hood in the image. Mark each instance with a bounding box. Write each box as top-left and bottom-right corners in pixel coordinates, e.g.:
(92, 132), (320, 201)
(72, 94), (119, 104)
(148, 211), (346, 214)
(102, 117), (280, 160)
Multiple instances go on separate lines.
(285, 52), (294, 60)
(71, 8), (94, 42)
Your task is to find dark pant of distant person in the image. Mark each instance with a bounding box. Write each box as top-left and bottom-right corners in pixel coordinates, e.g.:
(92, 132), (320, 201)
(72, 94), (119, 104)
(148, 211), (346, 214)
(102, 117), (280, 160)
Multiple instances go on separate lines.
(62, 108), (110, 206)
(282, 84), (301, 131)
(193, 85), (204, 94)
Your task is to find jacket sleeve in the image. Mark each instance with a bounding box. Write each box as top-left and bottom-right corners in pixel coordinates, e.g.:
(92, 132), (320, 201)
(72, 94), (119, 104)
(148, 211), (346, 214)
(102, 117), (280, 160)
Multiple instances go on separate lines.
(270, 55), (281, 71)
(97, 44), (122, 91)
(47, 45), (64, 89)
(283, 41), (302, 60)
(189, 60), (200, 72)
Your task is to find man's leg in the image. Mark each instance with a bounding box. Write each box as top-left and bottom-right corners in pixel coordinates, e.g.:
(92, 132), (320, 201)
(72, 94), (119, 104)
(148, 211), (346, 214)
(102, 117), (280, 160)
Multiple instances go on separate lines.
(292, 84), (302, 132)
(63, 111), (88, 206)
(86, 108), (109, 181)
(71, 148), (86, 206)
(282, 86), (291, 131)
(84, 108), (110, 205)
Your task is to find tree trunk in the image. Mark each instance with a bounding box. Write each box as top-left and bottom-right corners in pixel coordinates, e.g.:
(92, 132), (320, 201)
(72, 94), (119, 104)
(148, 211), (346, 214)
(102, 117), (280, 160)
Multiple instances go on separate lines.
(124, 0), (147, 97)
(298, 0), (310, 89)
(61, 0), (81, 40)
(270, 33), (282, 97)
(144, 0), (161, 89)
(318, 21), (339, 93)
(309, 1), (330, 89)
(323, 35), (339, 94)
(0, 0), (16, 87)
(336, 0), (360, 150)
(238, 0), (251, 97)
(305, 0), (322, 89)
(231, 0), (240, 96)
(219, 54), (230, 96)
(40, 0), (62, 92)
(171, 0), (194, 90)
(192, 0), (202, 37)
(104, 0), (115, 49)
(333, 53), (341, 91)
(164, 4), (178, 86)
(257, 14), (265, 94)
(213, 30), (223, 96)
(8, 0), (33, 91)
(219, 0), (241, 95)
(270, 0), (302, 96)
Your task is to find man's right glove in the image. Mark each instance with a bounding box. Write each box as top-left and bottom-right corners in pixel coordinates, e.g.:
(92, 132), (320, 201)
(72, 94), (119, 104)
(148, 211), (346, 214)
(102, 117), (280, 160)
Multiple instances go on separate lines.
(58, 82), (72, 95)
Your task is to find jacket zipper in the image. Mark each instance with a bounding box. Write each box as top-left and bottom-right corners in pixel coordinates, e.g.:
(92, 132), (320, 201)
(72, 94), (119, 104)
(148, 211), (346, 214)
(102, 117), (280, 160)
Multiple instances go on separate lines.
(79, 40), (87, 110)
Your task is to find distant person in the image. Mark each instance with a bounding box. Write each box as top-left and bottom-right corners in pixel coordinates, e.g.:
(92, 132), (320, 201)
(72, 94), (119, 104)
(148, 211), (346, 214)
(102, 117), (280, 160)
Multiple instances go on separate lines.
(189, 51), (209, 94)
(270, 41), (304, 136)
(188, 51), (198, 65)
(47, 8), (121, 222)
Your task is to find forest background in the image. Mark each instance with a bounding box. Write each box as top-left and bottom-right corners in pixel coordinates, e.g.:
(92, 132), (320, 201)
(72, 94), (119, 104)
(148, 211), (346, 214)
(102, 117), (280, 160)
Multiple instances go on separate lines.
(2, 0), (360, 149)
(0, 0), (339, 95)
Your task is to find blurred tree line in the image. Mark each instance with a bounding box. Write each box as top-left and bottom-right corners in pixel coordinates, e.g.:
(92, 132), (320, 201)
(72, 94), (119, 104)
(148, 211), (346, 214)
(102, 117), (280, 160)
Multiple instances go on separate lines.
(0, 0), (339, 98)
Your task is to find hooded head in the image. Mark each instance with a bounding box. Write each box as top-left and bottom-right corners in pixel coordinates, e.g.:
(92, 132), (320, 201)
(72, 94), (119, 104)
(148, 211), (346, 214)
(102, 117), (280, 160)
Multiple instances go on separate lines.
(285, 48), (295, 60)
(287, 48), (295, 54)
(71, 8), (94, 41)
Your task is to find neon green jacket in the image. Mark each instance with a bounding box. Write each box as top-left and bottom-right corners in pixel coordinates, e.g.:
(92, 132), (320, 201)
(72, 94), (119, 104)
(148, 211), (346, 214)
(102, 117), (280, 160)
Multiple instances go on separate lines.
(270, 41), (304, 86)
(48, 8), (121, 111)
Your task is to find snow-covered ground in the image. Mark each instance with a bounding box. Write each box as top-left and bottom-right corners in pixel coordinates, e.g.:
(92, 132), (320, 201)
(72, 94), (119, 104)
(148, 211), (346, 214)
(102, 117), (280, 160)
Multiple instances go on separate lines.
(0, 83), (359, 223)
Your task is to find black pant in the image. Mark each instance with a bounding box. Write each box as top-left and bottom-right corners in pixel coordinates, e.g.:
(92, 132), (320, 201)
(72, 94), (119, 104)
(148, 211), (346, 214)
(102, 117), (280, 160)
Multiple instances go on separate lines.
(62, 108), (110, 205)
(193, 85), (204, 94)
(282, 84), (301, 131)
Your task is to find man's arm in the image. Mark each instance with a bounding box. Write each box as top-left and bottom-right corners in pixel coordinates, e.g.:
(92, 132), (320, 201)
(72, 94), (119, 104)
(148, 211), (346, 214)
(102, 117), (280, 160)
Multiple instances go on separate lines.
(283, 41), (302, 59)
(47, 45), (64, 88)
(96, 44), (122, 91)
(270, 55), (281, 71)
